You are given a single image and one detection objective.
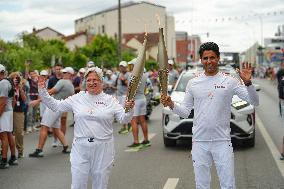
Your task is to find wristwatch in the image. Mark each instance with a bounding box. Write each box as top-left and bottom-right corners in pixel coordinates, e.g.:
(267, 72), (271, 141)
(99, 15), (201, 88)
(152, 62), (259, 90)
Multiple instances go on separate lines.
(244, 81), (252, 87)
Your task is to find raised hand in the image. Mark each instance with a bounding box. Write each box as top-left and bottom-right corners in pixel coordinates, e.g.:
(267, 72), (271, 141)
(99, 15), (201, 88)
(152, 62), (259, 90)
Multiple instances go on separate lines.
(38, 76), (46, 89)
(236, 62), (252, 83)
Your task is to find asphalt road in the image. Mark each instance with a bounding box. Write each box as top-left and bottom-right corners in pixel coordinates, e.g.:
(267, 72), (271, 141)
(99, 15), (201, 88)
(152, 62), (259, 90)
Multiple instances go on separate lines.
(1, 79), (284, 189)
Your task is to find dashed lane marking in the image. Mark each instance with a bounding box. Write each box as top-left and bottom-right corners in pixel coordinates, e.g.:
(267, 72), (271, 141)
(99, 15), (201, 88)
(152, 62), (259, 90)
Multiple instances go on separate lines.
(162, 178), (179, 189)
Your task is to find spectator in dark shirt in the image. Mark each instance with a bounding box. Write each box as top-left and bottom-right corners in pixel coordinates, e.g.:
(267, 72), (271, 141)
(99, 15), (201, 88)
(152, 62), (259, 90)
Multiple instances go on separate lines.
(48, 63), (62, 89)
(25, 70), (39, 133)
(73, 68), (85, 94)
(277, 62), (284, 116)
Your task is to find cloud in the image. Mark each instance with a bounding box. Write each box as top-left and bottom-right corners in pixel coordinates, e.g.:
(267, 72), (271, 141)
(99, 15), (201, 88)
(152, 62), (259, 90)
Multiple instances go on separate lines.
(0, 0), (283, 52)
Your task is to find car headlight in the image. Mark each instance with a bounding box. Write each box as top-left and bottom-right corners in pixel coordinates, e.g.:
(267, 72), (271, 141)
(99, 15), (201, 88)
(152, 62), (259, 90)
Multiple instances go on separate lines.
(231, 101), (249, 110)
(247, 114), (253, 126)
(165, 115), (170, 125)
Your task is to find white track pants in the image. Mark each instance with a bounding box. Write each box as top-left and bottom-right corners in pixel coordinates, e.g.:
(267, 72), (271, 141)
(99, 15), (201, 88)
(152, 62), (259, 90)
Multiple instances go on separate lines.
(191, 141), (236, 189)
(70, 137), (114, 189)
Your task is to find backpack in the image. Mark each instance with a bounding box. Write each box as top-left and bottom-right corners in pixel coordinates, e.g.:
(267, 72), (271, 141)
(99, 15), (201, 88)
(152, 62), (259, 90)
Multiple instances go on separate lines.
(0, 78), (15, 98)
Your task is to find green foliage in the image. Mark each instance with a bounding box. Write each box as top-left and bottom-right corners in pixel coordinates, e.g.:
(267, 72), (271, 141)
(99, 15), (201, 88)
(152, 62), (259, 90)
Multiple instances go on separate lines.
(0, 34), (72, 71)
(70, 50), (88, 69)
(40, 39), (70, 68)
(122, 49), (136, 63)
(145, 59), (158, 71)
(0, 32), (156, 72)
(84, 34), (119, 68)
(21, 33), (44, 49)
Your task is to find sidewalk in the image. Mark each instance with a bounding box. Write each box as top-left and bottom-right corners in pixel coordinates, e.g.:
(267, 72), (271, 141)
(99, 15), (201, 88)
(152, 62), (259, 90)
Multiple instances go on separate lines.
(253, 78), (278, 102)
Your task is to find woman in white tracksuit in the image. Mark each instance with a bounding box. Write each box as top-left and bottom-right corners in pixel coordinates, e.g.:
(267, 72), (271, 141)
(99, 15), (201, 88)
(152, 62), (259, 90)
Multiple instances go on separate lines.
(161, 42), (259, 189)
(38, 67), (134, 189)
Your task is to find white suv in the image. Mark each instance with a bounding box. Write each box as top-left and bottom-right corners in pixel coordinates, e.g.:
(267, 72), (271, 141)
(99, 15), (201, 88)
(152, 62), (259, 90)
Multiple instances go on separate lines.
(162, 68), (256, 147)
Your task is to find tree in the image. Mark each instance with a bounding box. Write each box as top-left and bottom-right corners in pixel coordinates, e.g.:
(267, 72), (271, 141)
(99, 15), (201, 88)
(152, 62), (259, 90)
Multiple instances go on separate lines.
(85, 34), (118, 68)
(0, 34), (74, 72)
(145, 59), (158, 71)
(122, 48), (136, 62)
(40, 39), (71, 68)
(70, 50), (88, 69)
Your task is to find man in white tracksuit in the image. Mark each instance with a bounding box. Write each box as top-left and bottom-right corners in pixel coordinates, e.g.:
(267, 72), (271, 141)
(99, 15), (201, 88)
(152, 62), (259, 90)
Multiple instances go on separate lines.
(161, 42), (259, 189)
(38, 67), (134, 189)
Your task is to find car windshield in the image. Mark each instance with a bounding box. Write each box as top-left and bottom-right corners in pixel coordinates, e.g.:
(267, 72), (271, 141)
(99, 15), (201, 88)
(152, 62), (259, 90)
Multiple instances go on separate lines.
(175, 68), (242, 92)
(175, 73), (196, 92)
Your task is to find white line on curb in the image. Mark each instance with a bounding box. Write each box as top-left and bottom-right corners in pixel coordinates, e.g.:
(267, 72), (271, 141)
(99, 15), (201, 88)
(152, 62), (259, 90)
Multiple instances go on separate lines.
(256, 114), (284, 179)
(163, 178), (179, 189)
(125, 133), (156, 152)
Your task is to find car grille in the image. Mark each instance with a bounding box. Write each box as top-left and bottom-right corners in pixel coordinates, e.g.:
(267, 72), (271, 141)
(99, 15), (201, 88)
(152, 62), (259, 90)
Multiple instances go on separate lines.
(171, 122), (193, 134)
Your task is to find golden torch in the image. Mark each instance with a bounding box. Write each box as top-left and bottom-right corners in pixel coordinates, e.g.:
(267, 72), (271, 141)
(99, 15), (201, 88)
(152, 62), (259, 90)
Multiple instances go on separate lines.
(125, 33), (148, 113)
(157, 27), (169, 96)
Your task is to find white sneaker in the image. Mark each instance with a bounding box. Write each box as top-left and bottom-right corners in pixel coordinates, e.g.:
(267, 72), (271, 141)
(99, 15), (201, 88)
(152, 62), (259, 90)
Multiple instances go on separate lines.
(52, 140), (58, 148)
(26, 127), (32, 133)
(33, 125), (40, 131)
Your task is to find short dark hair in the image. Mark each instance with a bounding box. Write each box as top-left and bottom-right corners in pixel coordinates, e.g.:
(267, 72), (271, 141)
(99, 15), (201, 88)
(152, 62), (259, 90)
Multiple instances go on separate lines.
(54, 63), (63, 67)
(199, 42), (220, 58)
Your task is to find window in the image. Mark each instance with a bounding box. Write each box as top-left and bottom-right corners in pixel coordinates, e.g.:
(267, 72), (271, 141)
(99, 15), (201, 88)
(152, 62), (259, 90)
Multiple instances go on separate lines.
(102, 25), (105, 33)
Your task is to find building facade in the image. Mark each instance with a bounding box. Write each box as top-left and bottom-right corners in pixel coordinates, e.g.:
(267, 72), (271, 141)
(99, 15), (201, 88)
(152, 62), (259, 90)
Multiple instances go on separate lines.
(33, 27), (64, 41)
(175, 31), (201, 64)
(33, 27), (93, 51)
(74, 1), (176, 59)
(64, 31), (94, 51)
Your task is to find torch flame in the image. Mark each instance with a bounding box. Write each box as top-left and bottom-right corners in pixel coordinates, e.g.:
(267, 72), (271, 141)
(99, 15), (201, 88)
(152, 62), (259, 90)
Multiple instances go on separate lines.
(144, 24), (148, 36)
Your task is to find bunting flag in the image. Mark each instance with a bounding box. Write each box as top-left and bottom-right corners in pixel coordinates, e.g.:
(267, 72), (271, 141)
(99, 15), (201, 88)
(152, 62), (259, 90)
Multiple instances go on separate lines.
(175, 10), (284, 24)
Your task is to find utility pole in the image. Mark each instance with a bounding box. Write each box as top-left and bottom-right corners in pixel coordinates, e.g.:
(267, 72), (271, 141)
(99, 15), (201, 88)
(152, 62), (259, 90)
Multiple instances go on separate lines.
(118, 0), (122, 62)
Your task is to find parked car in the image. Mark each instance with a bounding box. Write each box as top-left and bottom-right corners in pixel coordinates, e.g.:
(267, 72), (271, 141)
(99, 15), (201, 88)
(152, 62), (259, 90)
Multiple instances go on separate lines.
(162, 69), (257, 148)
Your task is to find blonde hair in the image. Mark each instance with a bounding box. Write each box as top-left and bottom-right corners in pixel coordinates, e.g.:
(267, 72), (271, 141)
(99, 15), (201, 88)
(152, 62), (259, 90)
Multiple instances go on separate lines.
(9, 72), (20, 79)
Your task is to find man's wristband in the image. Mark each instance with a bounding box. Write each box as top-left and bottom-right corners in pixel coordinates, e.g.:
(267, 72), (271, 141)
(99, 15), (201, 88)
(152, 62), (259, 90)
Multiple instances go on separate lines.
(244, 81), (252, 87)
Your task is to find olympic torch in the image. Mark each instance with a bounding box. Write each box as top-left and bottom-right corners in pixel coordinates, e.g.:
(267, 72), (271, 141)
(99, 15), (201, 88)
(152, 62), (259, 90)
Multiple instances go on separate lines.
(125, 34), (148, 113)
(157, 27), (169, 96)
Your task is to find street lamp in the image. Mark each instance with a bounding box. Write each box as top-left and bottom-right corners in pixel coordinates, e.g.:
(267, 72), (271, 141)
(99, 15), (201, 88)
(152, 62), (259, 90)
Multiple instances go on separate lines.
(244, 22), (255, 65)
(251, 11), (264, 47)
(254, 14), (264, 65)
(118, 0), (122, 62)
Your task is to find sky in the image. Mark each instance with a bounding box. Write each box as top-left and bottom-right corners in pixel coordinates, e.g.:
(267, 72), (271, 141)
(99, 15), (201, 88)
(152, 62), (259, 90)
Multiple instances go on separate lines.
(0, 0), (283, 52)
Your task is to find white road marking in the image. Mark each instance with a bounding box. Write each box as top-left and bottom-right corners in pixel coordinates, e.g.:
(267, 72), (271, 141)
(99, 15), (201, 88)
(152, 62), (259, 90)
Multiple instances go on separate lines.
(162, 178), (179, 189)
(125, 133), (156, 152)
(256, 114), (284, 179)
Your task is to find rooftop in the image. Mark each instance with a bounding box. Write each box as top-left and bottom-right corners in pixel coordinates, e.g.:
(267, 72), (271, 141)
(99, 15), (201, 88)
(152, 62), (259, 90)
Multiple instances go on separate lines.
(33, 27), (65, 37)
(75, 1), (165, 23)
